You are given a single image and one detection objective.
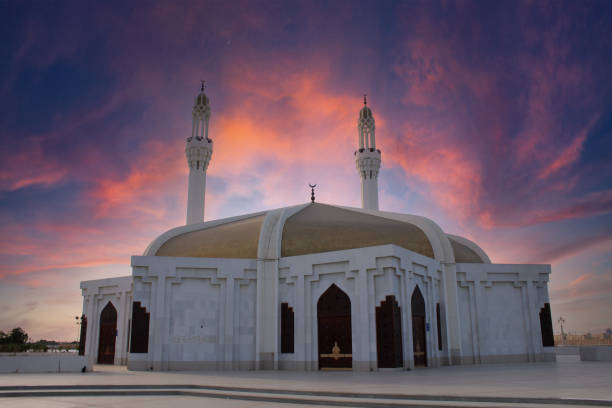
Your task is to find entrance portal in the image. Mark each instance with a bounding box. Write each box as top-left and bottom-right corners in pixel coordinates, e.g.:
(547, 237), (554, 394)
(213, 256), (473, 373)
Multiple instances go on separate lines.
(411, 286), (427, 367)
(97, 302), (117, 364)
(317, 284), (352, 370)
(376, 295), (403, 368)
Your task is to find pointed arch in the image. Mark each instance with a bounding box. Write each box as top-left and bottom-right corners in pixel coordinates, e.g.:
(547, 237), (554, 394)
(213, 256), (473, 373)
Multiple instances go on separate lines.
(411, 286), (427, 367)
(98, 301), (117, 364)
(411, 286), (426, 316)
(376, 295), (403, 368)
(317, 284), (352, 370)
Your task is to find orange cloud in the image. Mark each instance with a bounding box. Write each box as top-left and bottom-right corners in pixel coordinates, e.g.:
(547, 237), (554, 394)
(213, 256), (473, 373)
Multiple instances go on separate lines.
(88, 140), (185, 218)
(383, 123), (483, 223)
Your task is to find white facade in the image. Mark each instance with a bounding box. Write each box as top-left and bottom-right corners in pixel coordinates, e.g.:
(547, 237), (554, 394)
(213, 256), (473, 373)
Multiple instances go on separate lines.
(128, 256), (257, 371)
(114, 205), (553, 371)
(80, 276), (132, 367)
(454, 263), (554, 364)
(0, 354), (87, 373)
(79, 91), (555, 371)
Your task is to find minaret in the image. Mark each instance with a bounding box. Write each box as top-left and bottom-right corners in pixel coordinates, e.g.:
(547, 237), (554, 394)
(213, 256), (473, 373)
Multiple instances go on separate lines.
(355, 95), (381, 210)
(185, 82), (213, 224)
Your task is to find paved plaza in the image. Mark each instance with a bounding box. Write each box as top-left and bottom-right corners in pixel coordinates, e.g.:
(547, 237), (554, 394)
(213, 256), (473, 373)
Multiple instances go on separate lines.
(0, 355), (611, 407)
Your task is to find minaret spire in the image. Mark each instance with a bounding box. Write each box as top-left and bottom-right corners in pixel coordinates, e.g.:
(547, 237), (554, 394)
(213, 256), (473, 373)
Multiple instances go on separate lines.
(355, 95), (381, 210)
(185, 82), (213, 224)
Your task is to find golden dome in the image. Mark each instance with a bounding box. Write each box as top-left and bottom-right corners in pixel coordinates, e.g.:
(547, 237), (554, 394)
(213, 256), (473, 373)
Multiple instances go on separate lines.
(150, 203), (487, 264)
(448, 236), (484, 263)
(281, 203), (434, 258)
(155, 214), (264, 258)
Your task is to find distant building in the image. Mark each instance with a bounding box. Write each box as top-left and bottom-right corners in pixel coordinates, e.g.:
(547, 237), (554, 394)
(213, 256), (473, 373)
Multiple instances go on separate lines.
(80, 87), (555, 371)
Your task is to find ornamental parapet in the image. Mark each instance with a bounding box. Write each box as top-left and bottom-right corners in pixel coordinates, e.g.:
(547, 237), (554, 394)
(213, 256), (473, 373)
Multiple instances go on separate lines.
(355, 149), (381, 179)
(186, 137), (213, 171)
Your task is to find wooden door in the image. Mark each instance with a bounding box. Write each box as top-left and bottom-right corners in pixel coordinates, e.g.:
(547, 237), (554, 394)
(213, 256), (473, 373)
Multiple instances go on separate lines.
(318, 284), (352, 370)
(97, 302), (117, 364)
(412, 315), (427, 366)
(376, 295), (403, 368)
(411, 287), (427, 367)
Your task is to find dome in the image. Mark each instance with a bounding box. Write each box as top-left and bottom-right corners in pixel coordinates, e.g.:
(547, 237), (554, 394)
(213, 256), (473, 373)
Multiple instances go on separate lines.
(281, 203), (433, 258)
(155, 214), (264, 259)
(145, 203), (489, 264)
(447, 234), (490, 263)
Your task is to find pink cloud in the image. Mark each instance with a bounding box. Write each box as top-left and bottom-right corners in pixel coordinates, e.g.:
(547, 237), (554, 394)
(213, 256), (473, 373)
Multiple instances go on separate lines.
(88, 141), (185, 218)
(8, 171), (67, 191)
(0, 145), (66, 192)
(550, 269), (612, 308)
(538, 115), (598, 180)
(385, 131), (483, 222)
(1, 2), (611, 341)
(526, 232), (612, 264)
(385, 11), (607, 232)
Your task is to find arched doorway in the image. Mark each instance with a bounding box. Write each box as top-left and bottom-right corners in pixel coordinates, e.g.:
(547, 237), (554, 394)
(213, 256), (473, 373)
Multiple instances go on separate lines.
(411, 286), (427, 367)
(317, 284), (352, 370)
(98, 302), (117, 364)
(376, 295), (403, 368)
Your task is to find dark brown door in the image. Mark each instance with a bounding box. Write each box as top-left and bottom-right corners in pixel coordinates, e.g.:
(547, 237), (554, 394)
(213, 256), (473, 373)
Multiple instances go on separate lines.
(78, 315), (87, 356)
(318, 284), (352, 370)
(98, 302), (117, 364)
(376, 295), (403, 368)
(411, 287), (427, 367)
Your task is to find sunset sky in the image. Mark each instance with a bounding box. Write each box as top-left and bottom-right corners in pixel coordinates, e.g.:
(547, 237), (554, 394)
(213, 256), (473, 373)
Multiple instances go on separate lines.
(1, 1), (610, 341)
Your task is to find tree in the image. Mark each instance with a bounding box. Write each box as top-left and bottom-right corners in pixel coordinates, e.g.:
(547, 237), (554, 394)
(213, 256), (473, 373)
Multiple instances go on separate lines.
(9, 327), (28, 344)
(0, 331), (7, 344)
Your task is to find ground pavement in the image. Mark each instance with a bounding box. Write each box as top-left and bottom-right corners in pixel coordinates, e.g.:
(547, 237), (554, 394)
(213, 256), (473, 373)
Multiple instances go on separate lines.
(0, 355), (611, 407)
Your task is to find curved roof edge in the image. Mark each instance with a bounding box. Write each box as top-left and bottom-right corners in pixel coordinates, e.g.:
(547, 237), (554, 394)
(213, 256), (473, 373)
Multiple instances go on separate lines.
(257, 203), (311, 260)
(335, 205), (456, 264)
(143, 210), (269, 256)
(447, 234), (491, 264)
(142, 203), (490, 265)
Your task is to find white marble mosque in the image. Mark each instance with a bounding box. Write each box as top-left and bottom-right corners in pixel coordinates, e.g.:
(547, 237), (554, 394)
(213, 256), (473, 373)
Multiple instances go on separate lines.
(79, 85), (556, 371)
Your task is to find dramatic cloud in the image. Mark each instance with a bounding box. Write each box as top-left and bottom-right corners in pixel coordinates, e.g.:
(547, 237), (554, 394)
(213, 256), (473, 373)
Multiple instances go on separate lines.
(0, 1), (610, 340)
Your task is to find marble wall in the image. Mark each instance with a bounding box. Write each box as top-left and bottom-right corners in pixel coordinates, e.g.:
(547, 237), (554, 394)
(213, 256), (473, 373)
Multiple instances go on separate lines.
(80, 276), (132, 367)
(83, 247), (553, 371)
(455, 263), (554, 363)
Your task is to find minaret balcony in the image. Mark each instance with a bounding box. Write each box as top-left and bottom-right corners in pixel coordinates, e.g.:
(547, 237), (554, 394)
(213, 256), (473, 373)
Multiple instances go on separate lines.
(355, 149), (381, 179)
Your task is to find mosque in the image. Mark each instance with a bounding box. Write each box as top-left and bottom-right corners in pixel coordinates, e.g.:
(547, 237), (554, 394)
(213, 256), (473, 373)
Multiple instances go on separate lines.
(79, 85), (555, 371)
